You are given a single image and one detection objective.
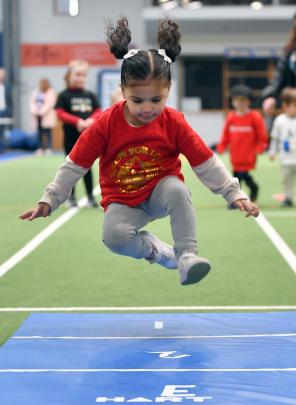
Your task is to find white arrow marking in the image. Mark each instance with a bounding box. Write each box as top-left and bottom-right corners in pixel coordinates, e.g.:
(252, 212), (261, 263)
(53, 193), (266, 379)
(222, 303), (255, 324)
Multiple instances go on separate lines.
(147, 351), (191, 359)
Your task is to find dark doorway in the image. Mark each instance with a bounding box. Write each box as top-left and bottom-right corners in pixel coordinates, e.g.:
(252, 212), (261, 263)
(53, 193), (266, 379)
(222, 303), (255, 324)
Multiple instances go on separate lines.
(183, 57), (223, 109)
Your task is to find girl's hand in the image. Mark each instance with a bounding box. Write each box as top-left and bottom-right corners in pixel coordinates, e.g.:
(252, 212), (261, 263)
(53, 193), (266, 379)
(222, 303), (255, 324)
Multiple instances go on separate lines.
(19, 203), (51, 221)
(232, 199), (260, 218)
(84, 118), (95, 127)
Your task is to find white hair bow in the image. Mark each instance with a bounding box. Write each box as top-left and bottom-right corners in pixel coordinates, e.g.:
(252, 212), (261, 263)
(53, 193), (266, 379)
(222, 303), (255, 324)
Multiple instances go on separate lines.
(123, 49), (139, 60)
(158, 49), (172, 64)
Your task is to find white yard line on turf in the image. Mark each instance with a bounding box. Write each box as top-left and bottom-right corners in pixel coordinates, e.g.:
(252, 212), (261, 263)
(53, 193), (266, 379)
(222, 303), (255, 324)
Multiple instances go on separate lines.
(0, 187), (100, 278)
(0, 305), (296, 312)
(255, 212), (296, 275)
(0, 368), (295, 373)
(11, 333), (296, 340)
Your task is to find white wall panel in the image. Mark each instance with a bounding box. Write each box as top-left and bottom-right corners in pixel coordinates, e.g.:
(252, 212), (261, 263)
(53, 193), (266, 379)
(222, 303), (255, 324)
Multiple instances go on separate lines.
(19, 0), (148, 131)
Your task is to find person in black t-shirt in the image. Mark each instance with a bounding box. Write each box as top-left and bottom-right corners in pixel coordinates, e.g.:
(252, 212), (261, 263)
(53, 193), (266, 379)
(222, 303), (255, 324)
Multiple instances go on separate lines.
(56, 59), (101, 207)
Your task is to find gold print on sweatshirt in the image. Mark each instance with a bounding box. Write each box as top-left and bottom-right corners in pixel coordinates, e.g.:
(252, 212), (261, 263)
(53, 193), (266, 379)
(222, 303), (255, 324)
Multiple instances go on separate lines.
(111, 146), (163, 193)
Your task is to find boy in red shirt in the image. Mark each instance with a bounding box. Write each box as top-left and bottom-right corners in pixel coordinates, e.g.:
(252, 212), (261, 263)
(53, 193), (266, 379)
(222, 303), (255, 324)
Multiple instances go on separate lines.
(217, 85), (268, 201)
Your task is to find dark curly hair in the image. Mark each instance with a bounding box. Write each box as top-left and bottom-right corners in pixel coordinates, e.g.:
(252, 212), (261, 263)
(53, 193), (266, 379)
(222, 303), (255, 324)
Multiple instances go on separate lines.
(106, 16), (181, 86)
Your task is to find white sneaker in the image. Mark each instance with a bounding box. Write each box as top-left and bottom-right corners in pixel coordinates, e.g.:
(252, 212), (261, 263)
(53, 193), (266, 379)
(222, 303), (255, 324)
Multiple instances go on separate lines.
(178, 252), (211, 285)
(65, 196), (77, 208)
(86, 198), (99, 208)
(35, 148), (44, 156)
(140, 231), (177, 269)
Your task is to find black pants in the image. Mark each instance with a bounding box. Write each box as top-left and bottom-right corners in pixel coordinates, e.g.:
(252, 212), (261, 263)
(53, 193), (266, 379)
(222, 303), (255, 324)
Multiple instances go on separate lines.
(37, 118), (52, 149)
(0, 125), (6, 152)
(64, 133), (94, 199)
(233, 171), (258, 202)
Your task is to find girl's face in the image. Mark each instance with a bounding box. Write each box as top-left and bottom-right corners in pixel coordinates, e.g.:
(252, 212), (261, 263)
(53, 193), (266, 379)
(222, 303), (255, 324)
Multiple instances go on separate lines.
(39, 79), (50, 92)
(122, 80), (170, 126)
(68, 67), (87, 89)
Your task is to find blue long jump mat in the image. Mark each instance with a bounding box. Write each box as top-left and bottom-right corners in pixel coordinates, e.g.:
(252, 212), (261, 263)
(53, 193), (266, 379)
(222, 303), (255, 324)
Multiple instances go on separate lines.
(0, 312), (296, 404)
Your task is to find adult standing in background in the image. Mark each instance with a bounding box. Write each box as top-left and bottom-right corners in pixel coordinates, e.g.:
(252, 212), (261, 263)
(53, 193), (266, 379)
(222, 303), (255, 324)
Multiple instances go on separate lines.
(30, 78), (57, 155)
(56, 59), (101, 208)
(0, 68), (12, 153)
(262, 13), (296, 117)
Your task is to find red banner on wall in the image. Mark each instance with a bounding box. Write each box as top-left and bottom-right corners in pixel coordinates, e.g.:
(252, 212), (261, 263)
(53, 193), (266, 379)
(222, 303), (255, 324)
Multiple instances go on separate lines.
(21, 43), (116, 66)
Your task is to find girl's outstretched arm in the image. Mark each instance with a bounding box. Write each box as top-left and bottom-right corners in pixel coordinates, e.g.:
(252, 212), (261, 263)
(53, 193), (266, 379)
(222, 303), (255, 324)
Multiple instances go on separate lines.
(19, 202), (51, 221)
(231, 199), (259, 218)
(193, 155), (260, 217)
(19, 157), (88, 221)
(192, 154), (247, 208)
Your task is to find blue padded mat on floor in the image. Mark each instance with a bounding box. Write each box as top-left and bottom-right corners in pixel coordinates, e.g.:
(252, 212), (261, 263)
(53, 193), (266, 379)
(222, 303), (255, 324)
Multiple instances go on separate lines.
(0, 312), (296, 404)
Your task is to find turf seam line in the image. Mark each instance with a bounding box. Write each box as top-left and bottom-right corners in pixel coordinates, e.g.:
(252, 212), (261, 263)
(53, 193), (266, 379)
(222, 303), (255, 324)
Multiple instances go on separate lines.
(0, 306), (296, 311)
(264, 211), (296, 217)
(0, 186), (101, 278)
(255, 212), (296, 275)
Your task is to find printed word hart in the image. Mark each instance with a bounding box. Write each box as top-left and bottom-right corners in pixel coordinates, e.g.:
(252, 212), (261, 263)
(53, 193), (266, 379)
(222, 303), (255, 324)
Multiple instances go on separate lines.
(95, 385), (212, 402)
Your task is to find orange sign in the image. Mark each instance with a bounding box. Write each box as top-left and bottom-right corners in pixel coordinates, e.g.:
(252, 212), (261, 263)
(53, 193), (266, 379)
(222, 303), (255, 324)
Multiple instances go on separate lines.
(21, 43), (116, 66)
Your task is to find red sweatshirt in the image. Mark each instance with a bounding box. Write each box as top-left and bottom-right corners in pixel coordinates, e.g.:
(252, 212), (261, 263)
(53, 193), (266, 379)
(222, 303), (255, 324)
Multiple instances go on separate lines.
(217, 110), (268, 171)
(69, 101), (213, 208)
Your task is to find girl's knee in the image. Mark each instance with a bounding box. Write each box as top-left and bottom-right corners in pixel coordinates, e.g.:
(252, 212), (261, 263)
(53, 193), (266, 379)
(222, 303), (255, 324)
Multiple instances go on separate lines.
(165, 179), (191, 204)
(102, 223), (136, 253)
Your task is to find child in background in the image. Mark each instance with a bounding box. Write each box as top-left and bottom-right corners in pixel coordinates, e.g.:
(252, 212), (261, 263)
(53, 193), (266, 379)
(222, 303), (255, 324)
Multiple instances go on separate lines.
(56, 59), (101, 208)
(269, 87), (296, 207)
(30, 78), (57, 155)
(110, 86), (124, 105)
(216, 84), (268, 202)
(20, 17), (259, 286)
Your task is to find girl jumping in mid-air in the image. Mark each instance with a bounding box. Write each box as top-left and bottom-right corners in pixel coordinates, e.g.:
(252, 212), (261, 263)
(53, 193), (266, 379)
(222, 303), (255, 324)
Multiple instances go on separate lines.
(20, 17), (259, 285)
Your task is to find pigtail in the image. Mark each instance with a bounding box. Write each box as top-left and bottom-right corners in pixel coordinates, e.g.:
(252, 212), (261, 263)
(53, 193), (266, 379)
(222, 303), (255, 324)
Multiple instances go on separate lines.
(106, 16), (131, 59)
(157, 18), (181, 62)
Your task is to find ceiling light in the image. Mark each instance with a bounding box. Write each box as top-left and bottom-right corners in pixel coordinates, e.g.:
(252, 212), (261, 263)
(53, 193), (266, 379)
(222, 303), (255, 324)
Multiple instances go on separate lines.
(69, 0), (79, 16)
(250, 1), (264, 10)
(181, 0), (203, 9)
(158, 0), (178, 9)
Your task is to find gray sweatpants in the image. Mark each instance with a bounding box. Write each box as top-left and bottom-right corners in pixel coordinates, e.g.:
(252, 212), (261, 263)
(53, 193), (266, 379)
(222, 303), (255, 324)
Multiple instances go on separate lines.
(103, 176), (197, 261)
(281, 165), (296, 201)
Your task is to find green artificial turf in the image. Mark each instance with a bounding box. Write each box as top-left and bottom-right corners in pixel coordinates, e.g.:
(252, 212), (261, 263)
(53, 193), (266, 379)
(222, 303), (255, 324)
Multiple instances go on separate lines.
(0, 152), (295, 346)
